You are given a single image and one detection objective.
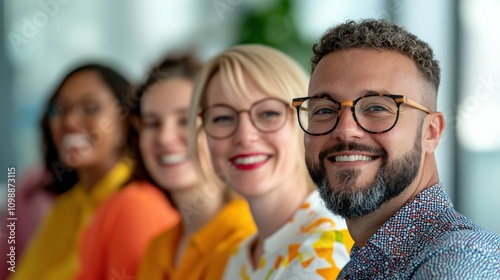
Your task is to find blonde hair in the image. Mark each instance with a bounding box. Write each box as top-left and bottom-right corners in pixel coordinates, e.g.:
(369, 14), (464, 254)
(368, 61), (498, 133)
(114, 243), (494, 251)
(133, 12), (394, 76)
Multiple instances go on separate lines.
(189, 44), (314, 191)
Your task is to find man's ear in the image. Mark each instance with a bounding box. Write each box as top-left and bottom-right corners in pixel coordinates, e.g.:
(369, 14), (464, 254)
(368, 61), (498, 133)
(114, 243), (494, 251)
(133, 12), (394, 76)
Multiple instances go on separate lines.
(423, 112), (445, 153)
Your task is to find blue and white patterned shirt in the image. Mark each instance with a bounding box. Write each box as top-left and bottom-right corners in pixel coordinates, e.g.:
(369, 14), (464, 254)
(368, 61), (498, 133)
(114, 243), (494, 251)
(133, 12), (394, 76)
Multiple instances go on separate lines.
(339, 183), (500, 279)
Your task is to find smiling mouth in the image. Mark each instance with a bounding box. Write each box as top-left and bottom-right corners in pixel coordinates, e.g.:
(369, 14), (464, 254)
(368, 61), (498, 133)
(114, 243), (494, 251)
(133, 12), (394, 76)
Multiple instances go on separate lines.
(62, 134), (92, 150)
(160, 154), (188, 165)
(328, 154), (379, 162)
(232, 155), (269, 165)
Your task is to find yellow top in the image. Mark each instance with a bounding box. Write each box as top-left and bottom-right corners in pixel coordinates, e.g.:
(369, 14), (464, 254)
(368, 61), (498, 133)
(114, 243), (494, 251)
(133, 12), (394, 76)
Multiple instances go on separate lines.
(11, 158), (133, 280)
(137, 198), (257, 280)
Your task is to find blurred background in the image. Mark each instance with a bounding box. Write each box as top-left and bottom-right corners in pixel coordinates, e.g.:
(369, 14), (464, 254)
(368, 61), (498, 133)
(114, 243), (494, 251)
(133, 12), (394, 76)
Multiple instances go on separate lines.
(0, 0), (499, 234)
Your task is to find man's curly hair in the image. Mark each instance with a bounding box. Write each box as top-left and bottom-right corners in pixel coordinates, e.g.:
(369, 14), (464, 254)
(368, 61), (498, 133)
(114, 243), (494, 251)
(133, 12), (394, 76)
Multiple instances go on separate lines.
(312, 19), (441, 94)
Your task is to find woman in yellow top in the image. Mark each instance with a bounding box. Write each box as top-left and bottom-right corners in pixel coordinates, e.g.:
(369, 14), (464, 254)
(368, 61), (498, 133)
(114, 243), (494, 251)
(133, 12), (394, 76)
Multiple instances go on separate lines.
(189, 44), (355, 279)
(136, 55), (256, 280)
(11, 64), (134, 280)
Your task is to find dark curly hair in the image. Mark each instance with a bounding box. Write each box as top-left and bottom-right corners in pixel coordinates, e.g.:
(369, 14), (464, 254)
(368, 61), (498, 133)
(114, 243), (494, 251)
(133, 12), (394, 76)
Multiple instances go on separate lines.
(312, 19), (440, 106)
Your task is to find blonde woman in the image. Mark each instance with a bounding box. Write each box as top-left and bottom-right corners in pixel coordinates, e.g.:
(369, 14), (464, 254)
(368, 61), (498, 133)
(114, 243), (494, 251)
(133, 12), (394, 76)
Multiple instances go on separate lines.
(189, 44), (354, 279)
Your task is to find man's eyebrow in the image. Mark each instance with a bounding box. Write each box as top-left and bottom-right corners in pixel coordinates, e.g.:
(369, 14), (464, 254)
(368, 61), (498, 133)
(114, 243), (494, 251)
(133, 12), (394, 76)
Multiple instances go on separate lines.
(359, 89), (392, 96)
(310, 88), (393, 99)
(310, 91), (335, 98)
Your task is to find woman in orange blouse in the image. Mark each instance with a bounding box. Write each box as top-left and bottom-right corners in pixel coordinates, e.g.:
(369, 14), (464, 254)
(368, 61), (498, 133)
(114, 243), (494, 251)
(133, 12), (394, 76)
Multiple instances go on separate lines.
(133, 55), (256, 280)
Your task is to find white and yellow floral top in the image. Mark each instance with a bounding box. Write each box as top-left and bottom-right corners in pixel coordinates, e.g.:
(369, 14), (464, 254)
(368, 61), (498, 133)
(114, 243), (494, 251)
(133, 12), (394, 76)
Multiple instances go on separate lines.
(222, 191), (354, 280)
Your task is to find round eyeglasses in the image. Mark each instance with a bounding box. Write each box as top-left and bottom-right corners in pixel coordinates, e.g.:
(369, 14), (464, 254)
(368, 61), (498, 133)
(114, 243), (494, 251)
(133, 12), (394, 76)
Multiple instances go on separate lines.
(201, 98), (290, 139)
(291, 94), (431, 135)
(48, 102), (103, 122)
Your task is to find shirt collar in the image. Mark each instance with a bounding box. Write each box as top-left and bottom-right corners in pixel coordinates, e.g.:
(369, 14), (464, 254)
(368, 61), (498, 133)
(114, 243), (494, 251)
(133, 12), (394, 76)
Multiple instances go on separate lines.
(362, 183), (452, 263)
(190, 198), (252, 254)
(72, 157), (133, 208)
(161, 198), (253, 272)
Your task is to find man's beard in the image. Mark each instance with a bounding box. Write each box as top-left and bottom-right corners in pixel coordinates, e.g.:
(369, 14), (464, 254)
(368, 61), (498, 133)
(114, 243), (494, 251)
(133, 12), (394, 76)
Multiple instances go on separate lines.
(306, 131), (422, 219)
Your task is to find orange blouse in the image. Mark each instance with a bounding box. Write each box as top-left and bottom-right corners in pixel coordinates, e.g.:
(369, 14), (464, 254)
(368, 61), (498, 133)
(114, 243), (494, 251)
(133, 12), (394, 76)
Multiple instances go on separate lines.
(77, 180), (179, 280)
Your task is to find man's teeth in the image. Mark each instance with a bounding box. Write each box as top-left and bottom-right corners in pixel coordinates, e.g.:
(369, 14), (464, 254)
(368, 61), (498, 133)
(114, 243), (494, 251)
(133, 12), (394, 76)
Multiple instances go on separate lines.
(161, 154), (187, 164)
(233, 155), (268, 165)
(335, 155), (373, 162)
(62, 134), (91, 150)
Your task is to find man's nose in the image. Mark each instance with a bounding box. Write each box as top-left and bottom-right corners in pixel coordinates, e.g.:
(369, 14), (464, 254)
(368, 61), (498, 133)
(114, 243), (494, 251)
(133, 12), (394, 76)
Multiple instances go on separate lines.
(330, 106), (364, 140)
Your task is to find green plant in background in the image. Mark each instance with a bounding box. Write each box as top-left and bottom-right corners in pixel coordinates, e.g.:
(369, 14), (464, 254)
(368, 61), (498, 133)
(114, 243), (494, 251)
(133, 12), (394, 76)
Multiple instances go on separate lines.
(236, 0), (312, 72)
